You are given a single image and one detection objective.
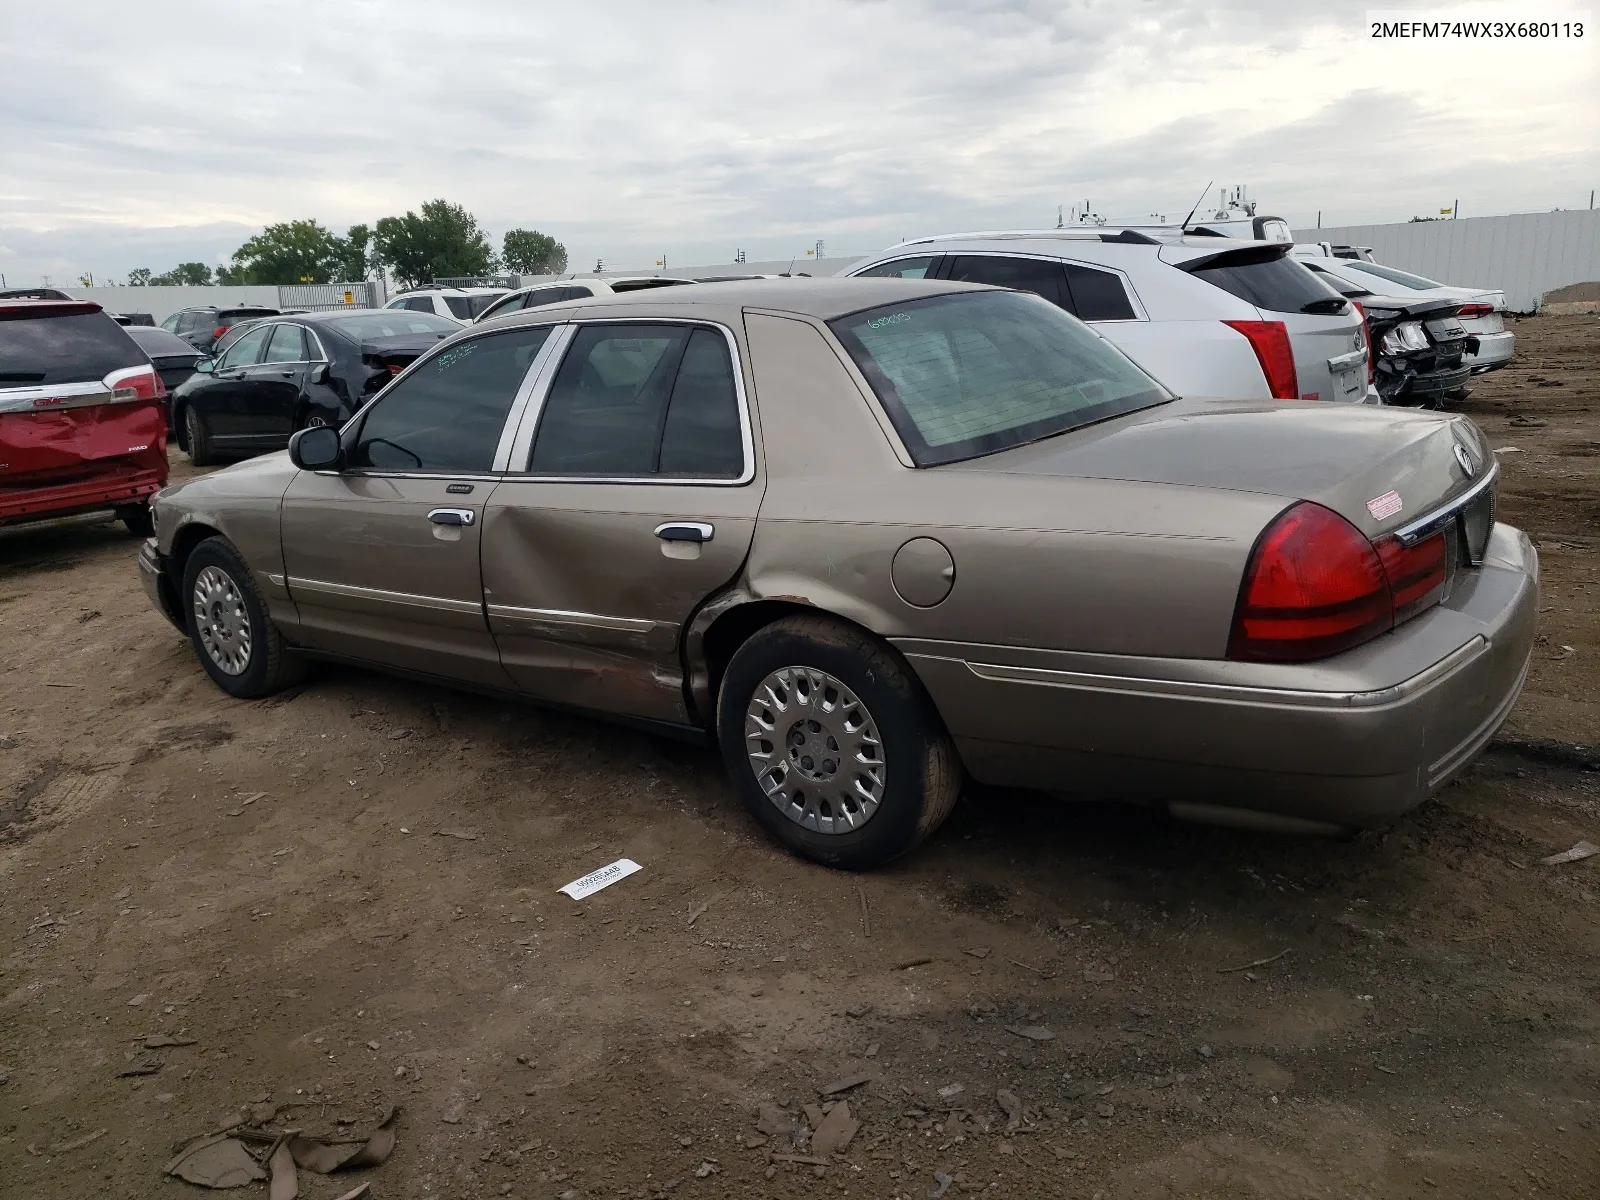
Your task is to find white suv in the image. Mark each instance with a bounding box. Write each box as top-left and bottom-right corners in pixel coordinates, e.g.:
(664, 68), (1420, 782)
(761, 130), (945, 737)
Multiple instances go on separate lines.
(843, 232), (1375, 405)
(473, 276), (696, 322)
(385, 286), (510, 324)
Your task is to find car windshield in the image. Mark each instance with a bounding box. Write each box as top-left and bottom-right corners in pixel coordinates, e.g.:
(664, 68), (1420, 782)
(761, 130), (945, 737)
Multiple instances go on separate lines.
(1341, 262), (1445, 291)
(320, 312), (459, 339)
(830, 291), (1170, 467)
(444, 293), (508, 319)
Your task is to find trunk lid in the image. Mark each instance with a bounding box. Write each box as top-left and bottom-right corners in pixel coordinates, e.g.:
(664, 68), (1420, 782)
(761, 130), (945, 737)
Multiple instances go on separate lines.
(954, 395), (1492, 539)
(358, 334), (445, 395)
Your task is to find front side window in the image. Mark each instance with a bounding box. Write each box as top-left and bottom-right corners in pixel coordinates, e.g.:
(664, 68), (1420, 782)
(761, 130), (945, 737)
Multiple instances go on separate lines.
(263, 324), (308, 363)
(218, 325), (271, 369)
(353, 327), (551, 472)
(830, 291), (1169, 467)
(945, 255), (1066, 307)
(529, 323), (743, 479)
(855, 256), (937, 280)
(161, 313), (181, 332)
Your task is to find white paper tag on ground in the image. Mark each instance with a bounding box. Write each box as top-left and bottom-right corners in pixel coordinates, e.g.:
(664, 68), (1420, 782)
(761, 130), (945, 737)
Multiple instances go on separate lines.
(558, 858), (643, 900)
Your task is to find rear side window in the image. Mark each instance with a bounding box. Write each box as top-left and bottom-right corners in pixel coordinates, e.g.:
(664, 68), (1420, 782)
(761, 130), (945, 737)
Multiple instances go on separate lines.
(177, 311), (211, 333)
(522, 288), (571, 309)
(855, 257), (937, 279)
(1064, 264), (1137, 321)
(529, 323), (744, 479)
(1183, 248), (1346, 315)
(945, 256), (1066, 307)
(1341, 261), (1444, 291)
(354, 327), (551, 472)
(0, 309), (146, 385)
(444, 294), (506, 319)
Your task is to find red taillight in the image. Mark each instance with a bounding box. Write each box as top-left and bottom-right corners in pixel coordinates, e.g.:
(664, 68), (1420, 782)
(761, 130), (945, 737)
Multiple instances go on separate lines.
(104, 364), (163, 402)
(1229, 502), (1391, 661)
(1376, 531), (1449, 620)
(1350, 301), (1376, 383)
(1230, 503), (1454, 662)
(1454, 303), (1493, 320)
(213, 324), (229, 340)
(1223, 319), (1299, 400)
(387, 364), (404, 375)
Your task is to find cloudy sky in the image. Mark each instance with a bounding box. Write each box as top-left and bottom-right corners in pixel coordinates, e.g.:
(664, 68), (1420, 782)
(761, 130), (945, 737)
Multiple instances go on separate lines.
(1, 0), (1595, 284)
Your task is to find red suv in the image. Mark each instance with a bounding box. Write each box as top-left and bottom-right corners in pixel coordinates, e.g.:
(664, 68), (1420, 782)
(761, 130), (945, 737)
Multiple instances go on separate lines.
(1, 299), (168, 535)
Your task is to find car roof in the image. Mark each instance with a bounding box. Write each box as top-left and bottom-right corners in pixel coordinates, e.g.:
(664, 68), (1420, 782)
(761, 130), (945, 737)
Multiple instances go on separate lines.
(485, 277), (980, 324)
(124, 326), (199, 353)
(0, 298), (103, 317)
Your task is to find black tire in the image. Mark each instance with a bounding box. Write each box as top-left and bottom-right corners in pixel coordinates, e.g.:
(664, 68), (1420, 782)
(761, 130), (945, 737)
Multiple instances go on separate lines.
(116, 503), (154, 537)
(295, 406), (333, 431)
(180, 536), (306, 699)
(184, 404), (217, 466)
(717, 615), (962, 870)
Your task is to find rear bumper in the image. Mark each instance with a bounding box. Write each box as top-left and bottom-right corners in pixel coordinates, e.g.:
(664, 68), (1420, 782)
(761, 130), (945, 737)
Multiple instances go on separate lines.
(0, 467), (164, 526)
(1465, 329), (1514, 370)
(898, 524), (1538, 829)
(138, 537), (186, 631)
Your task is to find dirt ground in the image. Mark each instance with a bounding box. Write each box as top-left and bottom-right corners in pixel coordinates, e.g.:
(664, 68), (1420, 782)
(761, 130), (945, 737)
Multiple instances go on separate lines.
(2, 315), (1597, 1200)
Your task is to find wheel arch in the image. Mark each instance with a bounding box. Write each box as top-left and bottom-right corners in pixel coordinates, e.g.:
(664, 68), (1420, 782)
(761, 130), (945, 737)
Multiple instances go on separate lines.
(168, 520), (226, 580)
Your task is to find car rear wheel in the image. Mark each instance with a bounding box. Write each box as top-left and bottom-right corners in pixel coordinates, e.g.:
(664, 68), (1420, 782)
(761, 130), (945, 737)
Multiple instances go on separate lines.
(181, 536), (306, 698)
(184, 405), (217, 466)
(717, 615), (962, 870)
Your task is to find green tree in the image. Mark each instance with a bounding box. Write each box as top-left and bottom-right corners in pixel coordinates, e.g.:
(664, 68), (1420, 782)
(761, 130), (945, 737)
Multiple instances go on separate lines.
(150, 263), (214, 286)
(224, 219), (347, 285)
(501, 228), (567, 275)
(126, 267), (152, 286)
(373, 199), (497, 288)
(334, 224), (374, 281)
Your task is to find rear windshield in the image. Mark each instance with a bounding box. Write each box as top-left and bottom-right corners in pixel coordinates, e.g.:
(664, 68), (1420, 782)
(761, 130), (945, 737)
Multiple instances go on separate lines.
(320, 312), (459, 340)
(1184, 248), (1347, 314)
(0, 309), (146, 385)
(830, 291), (1169, 467)
(443, 293), (508, 319)
(219, 308), (279, 322)
(126, 327), (201, 358)
(1340, 262), (1444, 291)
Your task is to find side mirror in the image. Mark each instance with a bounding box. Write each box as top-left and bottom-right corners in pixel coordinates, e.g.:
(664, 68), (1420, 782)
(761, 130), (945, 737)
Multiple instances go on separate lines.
(194, 358), (215, 374)
(289, 425), (342, 471)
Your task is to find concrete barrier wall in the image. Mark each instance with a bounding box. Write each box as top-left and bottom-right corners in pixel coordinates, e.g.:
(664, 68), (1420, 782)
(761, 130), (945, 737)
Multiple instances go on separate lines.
(1292, 210), (1600, 312)
(62, 285), (283, 324)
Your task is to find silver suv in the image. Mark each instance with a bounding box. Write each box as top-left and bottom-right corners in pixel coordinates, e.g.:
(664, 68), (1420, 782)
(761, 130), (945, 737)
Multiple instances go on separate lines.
(843, 231), (1375, 405)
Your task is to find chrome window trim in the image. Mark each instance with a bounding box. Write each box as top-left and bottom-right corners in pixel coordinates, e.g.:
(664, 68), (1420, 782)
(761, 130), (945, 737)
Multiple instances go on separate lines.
(502, 317), (757, 487)
(1390, 465), (1498, 547)
(497, 323), (575, 471)
(486, 603), (657, 635)
(289, 576), (482, 615)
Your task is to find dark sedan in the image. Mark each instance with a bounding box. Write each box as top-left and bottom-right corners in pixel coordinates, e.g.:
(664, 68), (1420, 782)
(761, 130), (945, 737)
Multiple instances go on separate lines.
(170, 309), (458, 465)
(124, 326), (206, 409)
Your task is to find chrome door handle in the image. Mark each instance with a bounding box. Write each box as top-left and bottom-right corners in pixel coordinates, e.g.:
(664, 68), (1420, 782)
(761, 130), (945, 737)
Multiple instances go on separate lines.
(655, 522), (713, 543)
(428, 508), (475, 527)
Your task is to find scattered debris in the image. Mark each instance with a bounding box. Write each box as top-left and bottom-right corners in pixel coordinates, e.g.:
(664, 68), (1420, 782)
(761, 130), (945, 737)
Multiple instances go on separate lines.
(892, 956), (934, 970)
(995, 1088), (1023, 1132)
(930, 1168), (955, 1197)
(434, 829), (480, 841)
(693, 1161), (718, 1178)
(164, 1134), (268, 1189)
(119, 1056), (163, 1077)
(558, 857), (643, 900)
(268, 1137), (297, 1200)
(1004, 1024), (1055, 1042)
(845, 1002), (872, 1018)
(332, 1187), (370, 1200)
(46, 1127), (107, 1154)
(1493, 446), (1524, 454)
(286, 1105), (399, 1173)
(820, 1071), (875, 1096)
(1218, 948), (1293, 974)
(1007, 957), (1055, 977)
(755, 1102), (794, 1137)
(963, 947), (991, 959)
(1198, 1044), (1215, 1059)
(144, 1033), (198, 1049)
(770, 1153), (828, 1166)
(858, 885), (871, 938)
(1509, 414), (1548, 426)
(686, 898), (711, 926)
(128, 993), (151, 1007)
(1083, 966), (1114, 983)
(1541, 841), (1600, 866)
(937, 1083), (965, 1100)
(811, 1099), (860, 1156)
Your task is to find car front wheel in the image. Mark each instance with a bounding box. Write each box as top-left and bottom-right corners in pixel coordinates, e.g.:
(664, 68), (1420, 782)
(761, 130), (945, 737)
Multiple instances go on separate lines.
(717, 615), (962, 870)
(181, 536), (306, 698)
